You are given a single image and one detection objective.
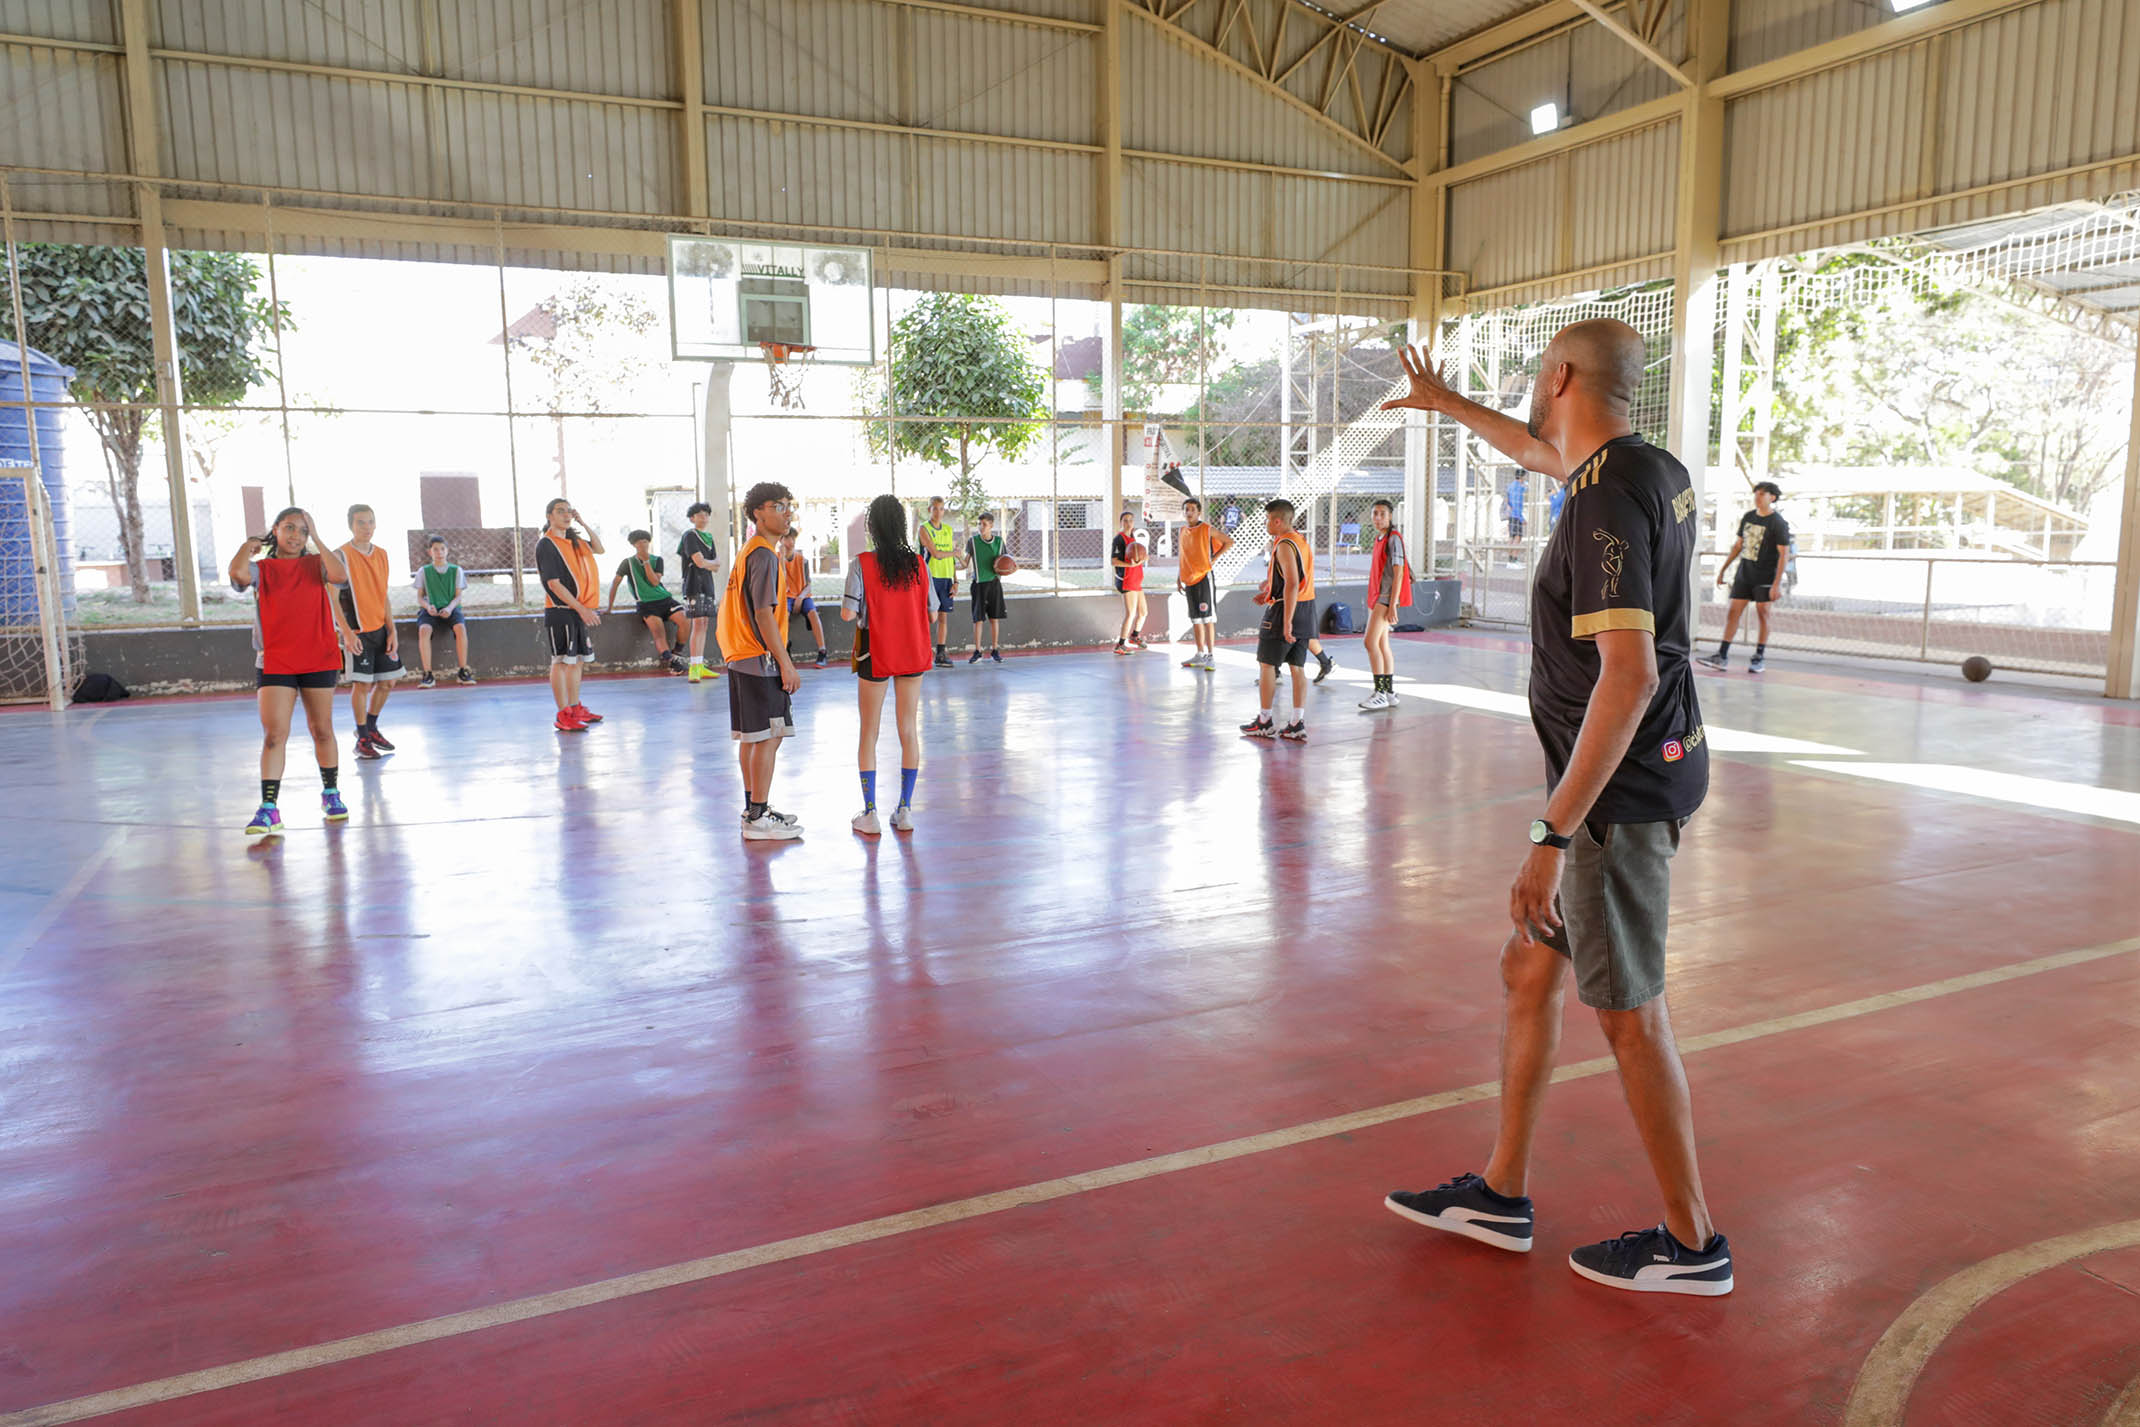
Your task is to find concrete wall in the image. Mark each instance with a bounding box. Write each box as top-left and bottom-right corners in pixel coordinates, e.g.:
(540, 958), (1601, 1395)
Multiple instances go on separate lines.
(75, 579), (1460, 697)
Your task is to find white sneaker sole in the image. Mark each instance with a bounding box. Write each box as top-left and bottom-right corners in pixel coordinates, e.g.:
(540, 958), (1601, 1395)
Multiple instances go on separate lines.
(742, 823), (802, 841)
(1567, 1257), (1733, 1295)
(1382, 1196), (1532, 1253)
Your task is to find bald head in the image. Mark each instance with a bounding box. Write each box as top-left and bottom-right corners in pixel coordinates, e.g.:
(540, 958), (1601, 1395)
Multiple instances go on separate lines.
(1547, 319), (1647, 408)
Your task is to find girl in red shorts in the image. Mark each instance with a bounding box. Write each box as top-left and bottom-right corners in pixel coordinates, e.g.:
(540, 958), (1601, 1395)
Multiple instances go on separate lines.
(228, 508), (351, 837)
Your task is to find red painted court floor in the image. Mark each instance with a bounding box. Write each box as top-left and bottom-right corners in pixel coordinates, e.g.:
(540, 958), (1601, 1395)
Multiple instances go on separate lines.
(2, 633), (2137, 1426)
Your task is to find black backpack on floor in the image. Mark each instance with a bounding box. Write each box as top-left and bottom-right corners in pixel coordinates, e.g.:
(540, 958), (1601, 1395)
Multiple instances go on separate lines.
(74, 672), (130, 703)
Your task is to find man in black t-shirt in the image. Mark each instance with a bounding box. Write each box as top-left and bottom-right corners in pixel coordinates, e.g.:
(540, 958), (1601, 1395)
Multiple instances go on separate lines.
(1374, 320), (1733, 1299)
(1699, 481), (1791, 674)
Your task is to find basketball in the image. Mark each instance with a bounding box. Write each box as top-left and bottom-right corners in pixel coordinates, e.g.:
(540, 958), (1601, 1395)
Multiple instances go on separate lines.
(1961, 655), (1993, 683)
(993, 554), (1017, 576)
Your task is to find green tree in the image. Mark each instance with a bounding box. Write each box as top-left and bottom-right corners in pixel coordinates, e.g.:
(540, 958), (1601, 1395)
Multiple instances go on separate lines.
(4, 244), (284, 601)
(504, 276), (660, 499)
(864, 294), (1046, 529)
(1098, 305), (1236, 412)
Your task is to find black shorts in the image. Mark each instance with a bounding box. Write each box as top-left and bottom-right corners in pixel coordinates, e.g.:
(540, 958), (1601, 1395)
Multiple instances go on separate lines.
(728, 669), (795, 742)
(1509, 517), (1526, 540)
(636, 596), (682, 621)
(346, 626), (403, 683)
(418, 609), (464, 631)
(683, 592), (716, 619)
(853, 626), (928, 683)
(1256, 600), (1315, 667)
(258, 668), (339, 690)
(1729, 567), (1777, 603)
(544, 607), (592, 664)
(1182, 575), (1215, 624)
(971, 580), (1007, 622)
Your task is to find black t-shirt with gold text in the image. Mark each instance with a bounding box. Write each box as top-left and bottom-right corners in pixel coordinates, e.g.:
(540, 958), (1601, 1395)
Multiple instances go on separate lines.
(1528, 434), (1709, 824)
(1735, 510), (1792, 583)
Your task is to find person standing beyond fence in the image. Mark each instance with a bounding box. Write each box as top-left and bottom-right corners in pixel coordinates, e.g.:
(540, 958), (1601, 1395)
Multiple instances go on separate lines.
(1377, 320), (1731, 1298)
(1700, 482), (1791, 675)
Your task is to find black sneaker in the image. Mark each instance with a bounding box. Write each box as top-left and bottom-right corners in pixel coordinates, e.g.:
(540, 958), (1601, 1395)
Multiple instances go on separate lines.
(456, 667), (476, 685)
(933, 650), (952, 668)
(364, 727), (395, 751)
(815, 650), (829, 669)
(1314, 651), (1335, 683)
(1383, 1173), (1534, 1253)
(969, 649), (983, 664)
(1696, 652), (1728, 671)
(1568, 1224), (1733, 1296)
(1748, 652), (1766, 674)
(1240, 715), (1275, 739)
(990, 649), (1003, 664)
(355, 734), (383, 761)
(417, 671), (436, 689)
(1279, 720), (1307, 742)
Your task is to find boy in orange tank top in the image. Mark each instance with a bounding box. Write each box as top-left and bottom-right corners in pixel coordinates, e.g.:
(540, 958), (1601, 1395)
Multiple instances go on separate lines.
(329, 504), (404, 759)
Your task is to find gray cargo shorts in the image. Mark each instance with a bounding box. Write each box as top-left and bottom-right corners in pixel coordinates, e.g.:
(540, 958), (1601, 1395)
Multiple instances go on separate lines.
(1539, 818), (1685, 1011)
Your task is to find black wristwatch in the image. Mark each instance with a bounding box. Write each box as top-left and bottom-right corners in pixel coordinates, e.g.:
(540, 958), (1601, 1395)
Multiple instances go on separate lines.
(1529, 819), (1573, 850)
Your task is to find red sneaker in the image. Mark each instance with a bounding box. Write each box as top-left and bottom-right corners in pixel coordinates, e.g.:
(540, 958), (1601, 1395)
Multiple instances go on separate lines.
(571, 704), (604, 724)
(554, 708), (587, 732)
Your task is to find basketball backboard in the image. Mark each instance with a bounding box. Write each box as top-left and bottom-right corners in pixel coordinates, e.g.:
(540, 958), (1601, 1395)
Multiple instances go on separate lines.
(667, 237), (876, 365)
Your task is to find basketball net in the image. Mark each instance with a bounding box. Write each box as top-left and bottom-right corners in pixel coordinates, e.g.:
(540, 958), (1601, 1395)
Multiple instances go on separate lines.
(760, 342), (815, 410)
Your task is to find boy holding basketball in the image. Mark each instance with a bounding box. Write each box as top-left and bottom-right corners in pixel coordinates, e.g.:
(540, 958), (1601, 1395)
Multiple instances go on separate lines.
(1176, 496), (1229, 670)
(966, 510), (1007, 664)
(1241, 498), (1313, 743)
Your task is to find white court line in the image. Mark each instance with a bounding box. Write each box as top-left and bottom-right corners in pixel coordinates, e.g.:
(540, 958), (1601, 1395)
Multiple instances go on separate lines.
(6, 934), (2135, 1427)
(1206, 649), (1862, 756)
(0, 827), (127, 983)
(1794, 761), (2140, 827)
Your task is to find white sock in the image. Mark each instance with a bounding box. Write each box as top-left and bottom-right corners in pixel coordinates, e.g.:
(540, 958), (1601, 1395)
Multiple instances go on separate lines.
(1290, 703), (1305, 725)
(1257, 702), (1272, 719)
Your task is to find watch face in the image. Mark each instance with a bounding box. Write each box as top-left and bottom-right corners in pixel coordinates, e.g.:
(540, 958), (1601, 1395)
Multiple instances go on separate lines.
(1529, 820), (1548, 844)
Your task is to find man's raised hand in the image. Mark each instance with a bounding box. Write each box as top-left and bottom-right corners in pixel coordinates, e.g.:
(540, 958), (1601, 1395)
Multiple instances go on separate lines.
(1380, 345), (1458, 414)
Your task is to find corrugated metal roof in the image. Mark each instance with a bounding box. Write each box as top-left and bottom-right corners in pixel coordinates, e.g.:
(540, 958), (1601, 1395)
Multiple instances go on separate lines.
(1723, 0), (2140, 261)
(0, 45), (129, 187)
(1122, 17), (1395, 178)
(1728, 0), (1881, 72)
(1449, 117), (1678, 303)
(1, 0), (118, 43)
(1366, 0), (1555, 57)
(1449, 12), (1682, 166)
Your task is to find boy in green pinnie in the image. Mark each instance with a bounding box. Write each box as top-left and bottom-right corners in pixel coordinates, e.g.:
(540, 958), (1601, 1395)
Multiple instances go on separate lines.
(413, 534), (473, 688)
(607, 529), (690, 674)
(966, 510), (1008, 664)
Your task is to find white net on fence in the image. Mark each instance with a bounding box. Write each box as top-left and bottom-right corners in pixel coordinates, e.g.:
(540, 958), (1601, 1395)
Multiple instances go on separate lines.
(0, 468), (81, 705)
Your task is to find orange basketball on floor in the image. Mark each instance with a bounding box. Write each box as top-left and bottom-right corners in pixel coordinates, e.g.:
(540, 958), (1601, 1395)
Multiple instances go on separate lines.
(993, 554), (1017, 576)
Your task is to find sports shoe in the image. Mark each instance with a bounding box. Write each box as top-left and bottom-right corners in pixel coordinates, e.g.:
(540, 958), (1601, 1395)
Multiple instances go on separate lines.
(1114, 642), (1131, 656)
(933, 650), (953, 668)
(571, 704), (603, 723)
(418, 671), (436, 689)
(243, 804), (283, 838)
(1697, 652), (1729, 671)
(554, 709), (586, 732)
(320, 789), (349, 822)
(665, 653), (687, 674)
(456, 667), (476, 685)
(1358, 690), (1391, 711)
(1240, 715), (1275, 738)
(1200, 654), (1217, 670)
(990, 649), (1002, 664)
(969, 649), (984, 665)
(890, 805), (914, 831)
(364, 726), (396, 751)
(1568, 1225), (1733, 1297)
(815, 650), (829, 669)
(1383, 1173), (1534, 1253)
(743, 807), (802, 829)
(688, 663), (704, 684)
(743, 810), (803, 841)
(1279, 720), (1307, 742)
(355, 734), (384, 760)
(1182, 654), (1202, 669)
(1748, 651), (1766, 674)
(851, 808), (882, 836)
(1314, 651), (1335, 683)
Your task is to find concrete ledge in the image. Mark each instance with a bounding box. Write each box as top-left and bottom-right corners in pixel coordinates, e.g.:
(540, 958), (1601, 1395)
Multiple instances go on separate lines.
(74, 579), (1460, 697)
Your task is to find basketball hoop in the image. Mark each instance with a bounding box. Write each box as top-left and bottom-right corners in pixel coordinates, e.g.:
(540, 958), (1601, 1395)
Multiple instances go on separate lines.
(759, 341), (816, 410)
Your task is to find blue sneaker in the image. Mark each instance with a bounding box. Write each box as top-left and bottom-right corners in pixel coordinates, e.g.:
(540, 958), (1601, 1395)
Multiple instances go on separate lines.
(321, 789), (349, 822)
(1383, 1172), (1534, 1253)
(244, 804), (283, 838)
(1568, 1224), (1733, 1296)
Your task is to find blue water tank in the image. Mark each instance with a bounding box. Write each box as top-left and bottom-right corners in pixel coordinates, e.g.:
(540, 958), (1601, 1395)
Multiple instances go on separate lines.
(0, 340), (77, 618)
